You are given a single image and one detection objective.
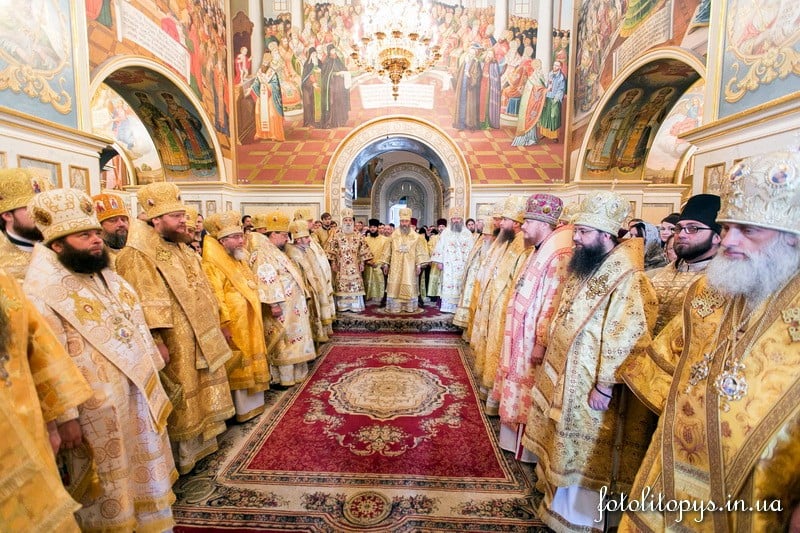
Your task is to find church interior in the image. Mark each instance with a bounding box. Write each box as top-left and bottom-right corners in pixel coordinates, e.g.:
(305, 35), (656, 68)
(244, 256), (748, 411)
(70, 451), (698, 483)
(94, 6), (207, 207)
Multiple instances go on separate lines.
(1, 0), (799, 531)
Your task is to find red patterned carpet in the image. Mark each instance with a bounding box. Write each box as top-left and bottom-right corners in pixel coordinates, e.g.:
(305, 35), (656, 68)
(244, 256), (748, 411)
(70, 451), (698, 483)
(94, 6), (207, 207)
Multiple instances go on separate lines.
(173, 333), (546, 532)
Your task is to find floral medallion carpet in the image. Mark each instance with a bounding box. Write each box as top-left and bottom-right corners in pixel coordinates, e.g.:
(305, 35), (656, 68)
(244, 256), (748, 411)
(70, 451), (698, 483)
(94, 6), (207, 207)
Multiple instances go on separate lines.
(173, 333), (546, 532)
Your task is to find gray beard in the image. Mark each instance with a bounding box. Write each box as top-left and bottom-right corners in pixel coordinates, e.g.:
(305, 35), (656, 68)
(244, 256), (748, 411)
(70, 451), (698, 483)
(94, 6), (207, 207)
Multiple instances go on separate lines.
(452, 221), (464, 232)
(228, 247), (247, 261)
(705, 236), (800, 307)
(400, 227), (411, 235)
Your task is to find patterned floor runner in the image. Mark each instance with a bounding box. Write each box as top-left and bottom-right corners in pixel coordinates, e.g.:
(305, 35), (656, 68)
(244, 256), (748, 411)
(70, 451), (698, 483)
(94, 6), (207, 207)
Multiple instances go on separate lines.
(173, 333), (546, 532)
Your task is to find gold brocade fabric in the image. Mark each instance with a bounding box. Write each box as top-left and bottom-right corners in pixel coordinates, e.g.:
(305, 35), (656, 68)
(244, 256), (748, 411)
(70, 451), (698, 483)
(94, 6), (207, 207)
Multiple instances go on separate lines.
(0, 231), (32, 283)
(379, 230), (430, 302)
(452, 235), (494, 328)
(24, 247), (177, 532)
(426, 234), (441, 297)
(469, 238), (511, 355)
(249, 238), (316, 367)
(116, 221), (234, 471)
(0, 269), (89, 532)
(474, 232), (532, 396)
(285, 243), (331, 343)
(325, 231), (373, 296)
(620, 274), (800, 533)
(430, 228), (475, 307)
(522, 239), (658, 497)
(648, 260), (710, 335)
(363, 234), (389, 300)
(201, 237), (269, 395)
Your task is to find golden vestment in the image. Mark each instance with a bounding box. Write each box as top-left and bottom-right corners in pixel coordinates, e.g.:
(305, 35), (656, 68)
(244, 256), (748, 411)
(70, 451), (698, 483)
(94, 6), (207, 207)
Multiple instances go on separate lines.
(0, 231), (32, 283)
(312, 225), (335, 249)
(0, 269), (91, 532)
(522, 239), (658, 532)
(116, 220), (234, 474)
(202, 237), (270, 421)
(25, 246), (177, 532)
(452, 235), (494, 328)
(491, 225), (573, 429)
(469, 237), (511, 355)
(363, 234), (389, 300)
(325, 231), (373, 296)
(647, 257), (712, 334)
(285, 242), (332, 343)
(619, 274), (800, 532)
(250, 238), (316, 385)
(475, 231), (532, 402)
(426, 234), (441, 298)
(308, 238), (336, 316)
(379, 230), (430, 302)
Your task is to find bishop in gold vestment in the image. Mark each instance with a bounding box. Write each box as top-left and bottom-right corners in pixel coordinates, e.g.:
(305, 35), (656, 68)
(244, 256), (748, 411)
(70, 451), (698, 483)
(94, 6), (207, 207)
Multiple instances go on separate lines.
(0, 168), (49, 282)
(117, 184), (234, 475)
(379, 208), (430, 314)
(26, 189), (177, 532)
(202, 212), (270, 422)
(620, 151), (800, 532)
(0, 269), (91, 532)
(523, 192), (658, 532)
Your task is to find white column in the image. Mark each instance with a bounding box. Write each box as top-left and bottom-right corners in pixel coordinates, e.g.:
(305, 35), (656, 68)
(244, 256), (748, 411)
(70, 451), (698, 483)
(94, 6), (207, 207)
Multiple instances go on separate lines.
(249, 0), (264, 68)
(291, 0), (303, 34)
(536, 0), (553, 72)
(494, 0), (508, 40)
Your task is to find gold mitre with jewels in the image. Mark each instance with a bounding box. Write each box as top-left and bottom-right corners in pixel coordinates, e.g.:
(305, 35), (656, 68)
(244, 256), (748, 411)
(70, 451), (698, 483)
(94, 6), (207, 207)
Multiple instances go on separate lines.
(264, 210), (290, 232)
(340, 207), (354, 221)
(252, 213), (268, 230)
(398, 207), (412, 221)
(718, 150), (800, 236)
(29, 188), (101, 244)
(288, 219), (310, 238)
(137, 182), (185, 220)
(491, 200), (505, 218)
(92, 192), (129, 222)
(205, 211), (243, 240)
(571, 191), (629, 235)
(0, 168), (51, 213)
(184, 206), (199, 231)
(448, 205), (464, 219)
(501, 195), (528, 224)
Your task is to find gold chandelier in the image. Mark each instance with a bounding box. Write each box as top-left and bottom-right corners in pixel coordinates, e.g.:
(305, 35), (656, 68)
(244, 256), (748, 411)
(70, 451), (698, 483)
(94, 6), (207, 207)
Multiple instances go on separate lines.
(351, 0), (441, 100)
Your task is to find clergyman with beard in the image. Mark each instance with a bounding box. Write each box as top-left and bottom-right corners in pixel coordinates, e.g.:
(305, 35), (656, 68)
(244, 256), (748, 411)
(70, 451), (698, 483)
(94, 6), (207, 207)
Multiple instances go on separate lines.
(430, 206), (475, 313)
(24, 188), (176, 530)
(619, 151), (800, 531)
(521, 190), (658, 531)
(92, 192), (130, 270)
(379, 207), (430, 313)
(201, 211), (270, 422)
(325, 208), (373, 313)
(116, 182), (235, 474)
(0, 168), (47, 282)
(363, 218), (389, 305)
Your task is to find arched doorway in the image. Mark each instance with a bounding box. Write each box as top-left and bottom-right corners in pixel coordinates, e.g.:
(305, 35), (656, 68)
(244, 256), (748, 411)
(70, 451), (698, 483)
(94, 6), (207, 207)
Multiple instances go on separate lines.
(325, 115), (470, 221)
(372, 163), (444, 226)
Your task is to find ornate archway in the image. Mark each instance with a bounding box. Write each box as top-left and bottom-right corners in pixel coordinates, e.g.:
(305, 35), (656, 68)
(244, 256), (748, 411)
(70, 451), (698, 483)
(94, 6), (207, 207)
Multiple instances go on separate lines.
(325, 115), (470, 220)
(371, 163), (444, 225)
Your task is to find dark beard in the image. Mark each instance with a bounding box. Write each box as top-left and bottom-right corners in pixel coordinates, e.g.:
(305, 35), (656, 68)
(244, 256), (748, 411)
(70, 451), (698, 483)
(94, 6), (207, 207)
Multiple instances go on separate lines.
(160, 227), (187, 244)
(56, 241), (109, 274)
(492, 227), (501, 237)
(497, 228), (515, 244)
(12, 220), (43, 241)
(675, 232), (715, 262)
(568, 244), (608, 280)
(368, 230), (379, 237)
(103, 232), (128, 250)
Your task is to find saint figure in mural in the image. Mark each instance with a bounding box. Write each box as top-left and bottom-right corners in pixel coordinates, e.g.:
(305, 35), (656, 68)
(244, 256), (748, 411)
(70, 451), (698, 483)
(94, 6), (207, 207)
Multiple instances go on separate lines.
(537, 60), (567, 142)
(615, 87), (674, 172)
(301, 47), (322, 127)
(479, 47), (501, 130)
(110, 98), (135, 150)
(511, 59), (547, 146)
(135, 92), (191, 172)
(453, 43), (483, 130)
(161, 92), (215, 171)
(248, 52), (285, 142)
(235, 46), (251, 85)
(585, 88), (641, 171)
(320, 44), (350, 129)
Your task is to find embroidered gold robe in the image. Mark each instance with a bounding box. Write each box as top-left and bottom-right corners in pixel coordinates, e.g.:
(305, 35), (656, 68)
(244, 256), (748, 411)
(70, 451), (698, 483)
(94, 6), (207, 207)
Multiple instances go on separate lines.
(453, 234), (494, 328)
(619, 274), (800, 532)
(469, 236), (511, 357)
(430, 227), (476, 311)
(475, 231), (532, 402)
(426, 233), (442, 298)
(522, 239), (658, 531)
(116, 220), (234, 474)
(249, 238), (316, 385)
(0, 231), (32, 283)
(363, 234), (389, 300)
(25, 246), (177, 532)
(285, 242), (331, 343)
(0, 269), (91, 532)
(201, 237), (269, 421)
(325, 231), (373, 297)
(308, 238), (336, 319)
(379, 230), (430, 303)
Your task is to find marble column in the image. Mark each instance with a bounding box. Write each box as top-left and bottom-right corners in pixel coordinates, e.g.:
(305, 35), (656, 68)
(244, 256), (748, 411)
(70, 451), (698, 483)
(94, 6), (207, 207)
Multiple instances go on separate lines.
(249, 0), (264, 68)
(536, 0), (554, 71)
